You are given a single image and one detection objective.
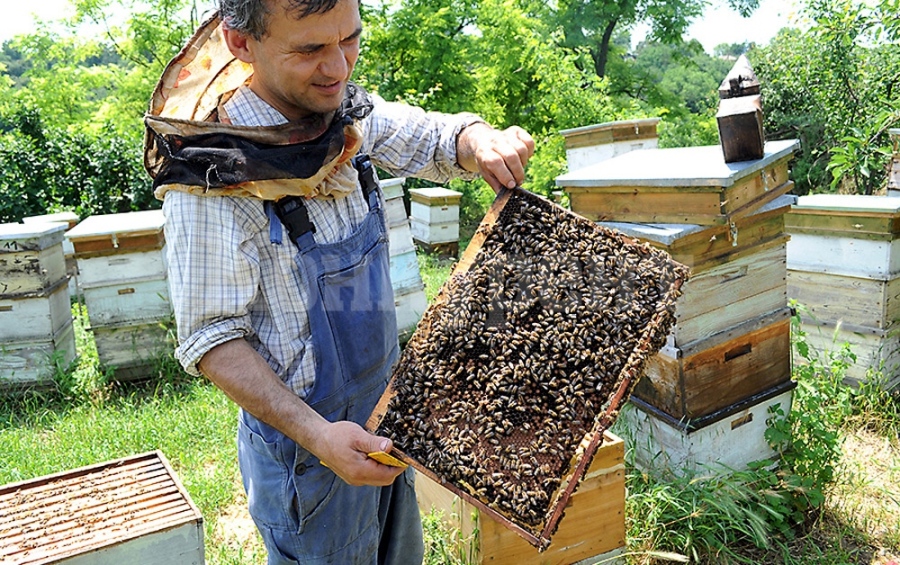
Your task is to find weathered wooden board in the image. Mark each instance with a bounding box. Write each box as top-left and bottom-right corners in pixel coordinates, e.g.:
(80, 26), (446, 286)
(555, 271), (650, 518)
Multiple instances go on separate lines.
(75, 247), (169, 289)
(82, 278), (172, 327)
(91, 321), (171, 373)
(787, 232), (900, 280)
(385, 198), (408, 229)
(788, 269), (900, 331)
(66, 210), (165, 258)
(380, 176), (406, 201)
(557, 139), (799, 226)
(0, 322), (76, 391)
(798, 322), (900, 390)
(389, 249), (423, 294)
(0, 451), (204, 565)
(410, 218), (460, 245)
(634, 308), (792, 421)
(669, 242), (786, 346)
(0, 279), (72, 342)
(416, 432), (625, 565)
(601, 194), (793, 274)
(0, 223), (68, 297)
(560, 118), (660, 150)
(618, 384), (794, 477)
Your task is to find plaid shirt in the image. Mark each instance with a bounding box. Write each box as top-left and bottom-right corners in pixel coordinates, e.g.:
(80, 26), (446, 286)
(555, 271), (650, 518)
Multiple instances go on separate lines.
(163, 87), (482, 397)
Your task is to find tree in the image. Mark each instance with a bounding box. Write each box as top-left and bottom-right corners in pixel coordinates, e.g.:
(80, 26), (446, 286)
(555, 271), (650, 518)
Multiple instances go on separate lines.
(553, 0), (760, 79)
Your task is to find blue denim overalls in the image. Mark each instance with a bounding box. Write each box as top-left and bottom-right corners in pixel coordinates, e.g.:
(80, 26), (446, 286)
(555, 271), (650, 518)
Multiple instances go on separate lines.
(237, 157), (424, 564)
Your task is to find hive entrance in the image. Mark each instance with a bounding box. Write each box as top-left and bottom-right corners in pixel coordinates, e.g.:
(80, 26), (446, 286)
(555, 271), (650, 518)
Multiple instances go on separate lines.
(368, 188), (688, 548)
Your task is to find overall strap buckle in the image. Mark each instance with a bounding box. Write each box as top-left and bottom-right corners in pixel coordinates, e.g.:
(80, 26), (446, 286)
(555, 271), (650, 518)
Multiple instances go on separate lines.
(274, 197), (316, 245)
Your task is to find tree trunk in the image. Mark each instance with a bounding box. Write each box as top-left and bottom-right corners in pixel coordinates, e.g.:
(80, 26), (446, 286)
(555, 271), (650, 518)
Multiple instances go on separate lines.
(591, 17), (619, 78)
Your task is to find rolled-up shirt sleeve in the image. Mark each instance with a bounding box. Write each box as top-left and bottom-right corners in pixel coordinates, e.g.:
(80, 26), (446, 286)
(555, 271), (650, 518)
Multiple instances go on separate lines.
(163, 190), (264, 376)
(362, 94), (485, 183)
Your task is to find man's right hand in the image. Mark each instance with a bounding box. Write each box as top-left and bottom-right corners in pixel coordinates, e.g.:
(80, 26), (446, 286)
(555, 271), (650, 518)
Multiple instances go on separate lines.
(315, 420), (406, 486)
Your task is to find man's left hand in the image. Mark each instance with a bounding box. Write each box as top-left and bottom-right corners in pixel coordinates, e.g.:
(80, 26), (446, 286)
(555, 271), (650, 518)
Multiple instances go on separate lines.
(458, 123), (535, 193)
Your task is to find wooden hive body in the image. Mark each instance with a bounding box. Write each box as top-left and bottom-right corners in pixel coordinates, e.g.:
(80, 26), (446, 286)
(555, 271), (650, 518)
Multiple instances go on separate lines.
(0, 451), (204, 565)
(409, 187), (462, 247)
(416, 432), (625, 565)
(0, 223), (68, 297)
(557, 139), (798, 226)
(0, 323), (76, 392)
(634, 307), (793, 423)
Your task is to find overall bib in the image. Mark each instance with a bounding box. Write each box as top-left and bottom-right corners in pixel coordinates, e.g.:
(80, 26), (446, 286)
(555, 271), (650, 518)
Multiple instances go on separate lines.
(236, 157), (424, 565)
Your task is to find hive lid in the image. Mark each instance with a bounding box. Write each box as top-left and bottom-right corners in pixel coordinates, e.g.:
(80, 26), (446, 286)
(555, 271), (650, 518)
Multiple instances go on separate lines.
(22, 212), (80, 230)
(556, 138), (799, 188)
(0, 222), (67, 251)
(0, 451), (202, 565)
(409, 187), (462, 206)
(380, 177), (406, 201)
(792, 194), (900, 215)
(367, 188), (688, 550)
(65, 210), (165, 255)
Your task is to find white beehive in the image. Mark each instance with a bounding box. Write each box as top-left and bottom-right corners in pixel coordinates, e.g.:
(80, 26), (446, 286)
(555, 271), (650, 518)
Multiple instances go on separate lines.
(381, 178), (428, 340)
(0, 222), (68, 296)
(786, 194), (900, 387)
(409, 187), (462, 248)
(560, 118), (661, 173)
(65, 211), (172, 377)
(22, 212), (81, 297)
(0, 451), (205, 565)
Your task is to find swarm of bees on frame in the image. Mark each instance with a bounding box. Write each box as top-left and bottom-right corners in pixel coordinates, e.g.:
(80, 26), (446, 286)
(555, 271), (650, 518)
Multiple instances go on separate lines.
(375, 189), (688, 537)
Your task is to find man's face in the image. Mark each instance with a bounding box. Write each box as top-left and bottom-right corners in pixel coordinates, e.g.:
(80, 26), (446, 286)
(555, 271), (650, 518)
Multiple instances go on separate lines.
(239, 0), (362, 120)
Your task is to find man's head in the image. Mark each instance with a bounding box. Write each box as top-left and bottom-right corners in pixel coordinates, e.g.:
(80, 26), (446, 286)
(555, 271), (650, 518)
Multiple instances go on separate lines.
(220, 0), (362, 120)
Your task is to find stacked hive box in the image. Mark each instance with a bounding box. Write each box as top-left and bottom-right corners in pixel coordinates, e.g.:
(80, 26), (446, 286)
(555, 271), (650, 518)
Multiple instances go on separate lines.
(0, 223), (76, 392)
(557, 139), (800, 475)
(382, 178), (428, 342)
(409, 187), (462, 257)
(559, 118), (661, 172)
(786, 195), (900, 389)
(65, 211), (172, 380)
(0, 451), (204, 565)
(22, 211), (81, 297)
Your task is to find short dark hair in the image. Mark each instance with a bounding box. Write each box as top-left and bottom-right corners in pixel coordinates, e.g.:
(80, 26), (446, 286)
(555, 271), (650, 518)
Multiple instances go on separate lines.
(219, 0), (343, 39)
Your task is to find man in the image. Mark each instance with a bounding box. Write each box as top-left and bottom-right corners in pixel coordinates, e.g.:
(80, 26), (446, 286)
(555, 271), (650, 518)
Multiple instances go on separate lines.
(144, 0), (533, 562)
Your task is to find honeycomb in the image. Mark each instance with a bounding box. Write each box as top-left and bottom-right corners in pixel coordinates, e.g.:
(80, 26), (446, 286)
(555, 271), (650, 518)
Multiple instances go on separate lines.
(368, 188), (688, 548)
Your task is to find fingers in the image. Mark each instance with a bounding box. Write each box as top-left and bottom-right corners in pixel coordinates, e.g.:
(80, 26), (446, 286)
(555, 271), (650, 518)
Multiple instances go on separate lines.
(477, 126), (536, 193)
(318, 421), (405, 487)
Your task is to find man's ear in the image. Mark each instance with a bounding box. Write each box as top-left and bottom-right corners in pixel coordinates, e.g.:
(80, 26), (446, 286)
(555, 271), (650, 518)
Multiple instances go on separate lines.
(222, 26), (256, 63)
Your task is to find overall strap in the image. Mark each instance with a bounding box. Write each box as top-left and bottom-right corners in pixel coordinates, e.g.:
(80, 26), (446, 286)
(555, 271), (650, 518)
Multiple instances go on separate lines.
(268, 154), (379, 247)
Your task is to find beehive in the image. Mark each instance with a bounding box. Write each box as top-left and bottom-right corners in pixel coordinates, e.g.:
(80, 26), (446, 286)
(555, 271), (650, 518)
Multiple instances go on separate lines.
(416, 432), (625, 564)
(619, 381), (795, 477)
(409, 187), (462, 257)
(560, 118), (660, 172)
(556, 139), (799, 226)
(368, 188), (688, 548)
(0, 222), (76, 392)
(0, 451), (204, 565)
(786, 194), (900, 387)
(65, 211), (172, 378)
(382, 177), (429, 341)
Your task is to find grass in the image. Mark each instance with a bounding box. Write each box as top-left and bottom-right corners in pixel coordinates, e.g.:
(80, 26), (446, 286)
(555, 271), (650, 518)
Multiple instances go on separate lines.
(1, 270), (899, 564)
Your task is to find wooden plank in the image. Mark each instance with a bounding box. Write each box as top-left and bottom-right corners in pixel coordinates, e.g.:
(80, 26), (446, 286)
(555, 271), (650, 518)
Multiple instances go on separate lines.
(722, 161), (791, 217)
(560, 118), (660, 150)
(786, 210), (900, 240)
(416, 432), (625, 565)
(409, 187), (462, 207)
(570, 190), (724, 225)
(788, 270), (900, 330)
